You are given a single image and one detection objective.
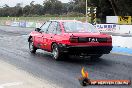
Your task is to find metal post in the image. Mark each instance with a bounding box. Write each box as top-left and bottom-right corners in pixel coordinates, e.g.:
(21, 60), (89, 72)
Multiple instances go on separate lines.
(86, 0), (88, 22)
(21, 2), (24, 16)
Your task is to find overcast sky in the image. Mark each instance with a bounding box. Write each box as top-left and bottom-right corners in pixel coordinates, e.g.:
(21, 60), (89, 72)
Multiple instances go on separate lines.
(0, 0), (70, 7)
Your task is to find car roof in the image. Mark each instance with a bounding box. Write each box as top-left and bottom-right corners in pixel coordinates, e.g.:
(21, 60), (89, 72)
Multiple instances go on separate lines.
(49, 20), (82, 22)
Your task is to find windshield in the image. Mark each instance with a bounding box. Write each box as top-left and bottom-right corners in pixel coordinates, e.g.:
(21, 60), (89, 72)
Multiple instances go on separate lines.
(63, 22), (99, 33)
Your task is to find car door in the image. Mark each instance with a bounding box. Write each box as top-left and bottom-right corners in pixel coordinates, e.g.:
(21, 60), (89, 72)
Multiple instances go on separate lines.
(53, 22), (62, 42)
(44, 21), (58, 51)
(35, 21), (51, 49)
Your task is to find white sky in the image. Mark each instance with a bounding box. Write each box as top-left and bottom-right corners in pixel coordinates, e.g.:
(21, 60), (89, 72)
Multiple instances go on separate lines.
(0, 0), (70, 7)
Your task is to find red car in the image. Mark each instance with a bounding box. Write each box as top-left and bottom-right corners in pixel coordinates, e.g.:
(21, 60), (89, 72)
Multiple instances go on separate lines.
(28, 20), (112, 60)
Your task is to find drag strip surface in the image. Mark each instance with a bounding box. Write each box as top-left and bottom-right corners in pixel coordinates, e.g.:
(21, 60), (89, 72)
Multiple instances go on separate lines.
(0, 26), (132, 88)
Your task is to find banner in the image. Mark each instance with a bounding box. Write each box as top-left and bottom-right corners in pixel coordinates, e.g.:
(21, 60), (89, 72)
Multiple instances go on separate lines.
(96, 24), (116, 32)
(26, 22), (36, 28)
(19, 21), (26, 28)
(36, 22), (44, 28)
(106, 16), (118, 23)
(5, 21), (12, 26)
(118, 16), (131, 24)
(11, 22), (20, 27)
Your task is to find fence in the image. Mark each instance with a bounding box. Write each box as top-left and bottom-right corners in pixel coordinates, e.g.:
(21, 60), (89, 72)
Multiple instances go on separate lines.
(1, 21), (132, 34)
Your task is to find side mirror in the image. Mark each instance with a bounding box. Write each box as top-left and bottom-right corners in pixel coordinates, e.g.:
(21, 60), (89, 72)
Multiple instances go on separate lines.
(35, 28), (41, 32)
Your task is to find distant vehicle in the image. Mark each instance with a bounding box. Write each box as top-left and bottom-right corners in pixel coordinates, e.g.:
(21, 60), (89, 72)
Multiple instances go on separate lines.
(28, 20), (112, 60)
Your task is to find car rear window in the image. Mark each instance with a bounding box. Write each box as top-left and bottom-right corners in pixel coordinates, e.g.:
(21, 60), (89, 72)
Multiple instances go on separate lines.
(63, 22), (99, 33)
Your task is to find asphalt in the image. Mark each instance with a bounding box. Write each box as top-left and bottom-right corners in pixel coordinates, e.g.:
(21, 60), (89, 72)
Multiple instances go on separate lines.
(0, 59), (58, 88)
(0, 26), (132, 88)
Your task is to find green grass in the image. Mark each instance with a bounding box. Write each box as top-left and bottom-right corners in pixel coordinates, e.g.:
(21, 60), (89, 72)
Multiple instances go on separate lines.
(0, 16), (101, 26)
(0, 16), (86, 22)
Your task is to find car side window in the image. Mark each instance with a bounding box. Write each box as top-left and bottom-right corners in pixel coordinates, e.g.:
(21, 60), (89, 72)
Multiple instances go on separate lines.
(40, 21), (51, 33)
(56, 23), (62, 35)
(47, 22), (57, 34)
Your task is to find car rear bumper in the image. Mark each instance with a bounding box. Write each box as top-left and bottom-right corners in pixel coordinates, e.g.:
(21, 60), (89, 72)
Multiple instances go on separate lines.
(58, 44), (112, 55)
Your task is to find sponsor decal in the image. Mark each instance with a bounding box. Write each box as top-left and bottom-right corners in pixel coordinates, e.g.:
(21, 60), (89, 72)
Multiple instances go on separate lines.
(118, 16), (131, 25)
(78, 67), (131, 86)
(96, 24), (116, 32)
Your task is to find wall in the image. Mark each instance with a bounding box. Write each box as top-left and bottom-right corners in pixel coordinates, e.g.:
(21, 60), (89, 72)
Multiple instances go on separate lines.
(112, 36), (132, 48)
(96, 24), (132, 34)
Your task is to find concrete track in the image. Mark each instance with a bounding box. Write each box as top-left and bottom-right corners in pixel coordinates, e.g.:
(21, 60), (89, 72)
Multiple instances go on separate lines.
(0, 26), (131, 88)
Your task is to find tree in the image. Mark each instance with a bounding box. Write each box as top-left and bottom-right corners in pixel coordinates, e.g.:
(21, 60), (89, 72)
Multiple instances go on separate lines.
(31, 4), (43, 15)
(43, 0), (63, 15)
(0, 0), (132, 19)
(30, 1), (35, 6)
(109, 0), (132, 15)
(23, 5), (31, 16)
(69, 0), (85, 14)
(3, 4), (9, 8)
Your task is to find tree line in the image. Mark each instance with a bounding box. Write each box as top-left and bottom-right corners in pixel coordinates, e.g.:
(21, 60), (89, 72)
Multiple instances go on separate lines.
(0, 0), (84, 17)
(0, 0), (131, 19)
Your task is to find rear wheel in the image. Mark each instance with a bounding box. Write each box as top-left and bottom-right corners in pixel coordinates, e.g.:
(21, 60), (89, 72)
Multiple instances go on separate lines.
(52, 43), (66, 60)
(29, 38), (37, 53)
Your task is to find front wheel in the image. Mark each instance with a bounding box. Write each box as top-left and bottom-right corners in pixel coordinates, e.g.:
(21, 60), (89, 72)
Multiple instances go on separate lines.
(29, 38), (37, 53)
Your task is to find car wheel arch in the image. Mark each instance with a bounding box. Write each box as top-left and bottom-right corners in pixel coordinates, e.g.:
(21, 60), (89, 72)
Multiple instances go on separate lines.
(51, 42), (57, 50)
(28, 36), (37, 53)
(28, 36), (32, 42)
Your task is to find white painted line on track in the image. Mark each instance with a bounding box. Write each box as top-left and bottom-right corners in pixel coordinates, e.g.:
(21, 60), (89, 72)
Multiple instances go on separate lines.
(0, 82), (23, 88)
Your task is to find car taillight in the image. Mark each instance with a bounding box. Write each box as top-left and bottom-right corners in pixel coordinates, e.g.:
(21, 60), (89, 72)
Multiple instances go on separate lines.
(69, 37), (78, 43)
(107, 37), (112, 43)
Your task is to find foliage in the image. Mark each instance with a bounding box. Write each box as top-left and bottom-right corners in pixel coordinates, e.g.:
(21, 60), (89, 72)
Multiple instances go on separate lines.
(66, 12), (85, 17)
(0, 0), (132, 23)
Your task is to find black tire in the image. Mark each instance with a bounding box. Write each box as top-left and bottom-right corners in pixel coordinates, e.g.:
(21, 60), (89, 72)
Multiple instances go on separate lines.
(29, 38), (37, 53)
(52, 43), (65, 61)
